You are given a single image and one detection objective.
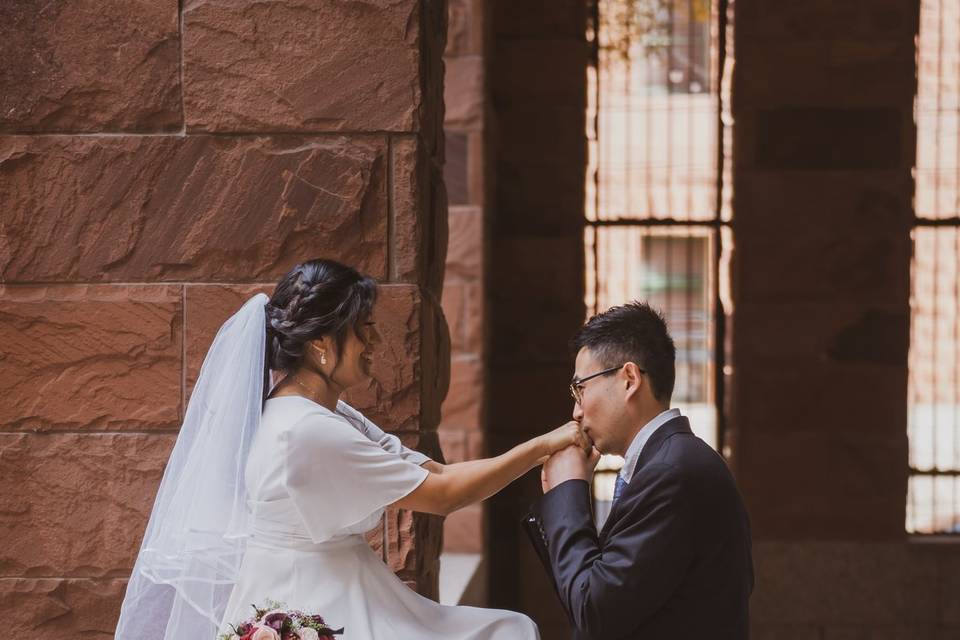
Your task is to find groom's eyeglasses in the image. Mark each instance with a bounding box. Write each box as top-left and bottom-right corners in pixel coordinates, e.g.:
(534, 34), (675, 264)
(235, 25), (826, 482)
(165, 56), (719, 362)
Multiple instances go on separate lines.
(570, 364), (638, 405)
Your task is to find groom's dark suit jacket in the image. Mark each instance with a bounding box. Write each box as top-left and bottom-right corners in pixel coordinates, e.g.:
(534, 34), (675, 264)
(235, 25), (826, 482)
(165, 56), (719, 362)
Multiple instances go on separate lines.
(525, 417), (753, 640)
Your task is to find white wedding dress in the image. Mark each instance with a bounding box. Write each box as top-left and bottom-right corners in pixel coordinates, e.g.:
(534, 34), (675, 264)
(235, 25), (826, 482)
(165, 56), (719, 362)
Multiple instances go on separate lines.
(218, 396), (539, 640)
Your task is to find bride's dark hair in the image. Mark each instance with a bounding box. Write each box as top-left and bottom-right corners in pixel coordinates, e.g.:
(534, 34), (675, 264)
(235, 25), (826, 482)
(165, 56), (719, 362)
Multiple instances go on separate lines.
(264, 259), (378, 382)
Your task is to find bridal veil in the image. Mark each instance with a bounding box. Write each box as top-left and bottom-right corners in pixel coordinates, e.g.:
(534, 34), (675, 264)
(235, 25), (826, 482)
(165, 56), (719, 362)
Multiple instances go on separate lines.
(115, 293), (268, 639)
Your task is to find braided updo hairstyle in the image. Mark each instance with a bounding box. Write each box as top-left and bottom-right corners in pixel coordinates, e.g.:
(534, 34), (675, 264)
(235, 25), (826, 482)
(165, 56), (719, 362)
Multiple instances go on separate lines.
(263, 259), (377, 395)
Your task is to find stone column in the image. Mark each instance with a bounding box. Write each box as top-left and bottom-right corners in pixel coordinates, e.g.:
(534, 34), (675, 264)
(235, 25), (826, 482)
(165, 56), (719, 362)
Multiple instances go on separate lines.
(487, 1), (587, 635)
(439, 0), (487, 557)
(731, 2), (960, 638)
(0, 0), (448, 635)
(732, 0), (916, 543)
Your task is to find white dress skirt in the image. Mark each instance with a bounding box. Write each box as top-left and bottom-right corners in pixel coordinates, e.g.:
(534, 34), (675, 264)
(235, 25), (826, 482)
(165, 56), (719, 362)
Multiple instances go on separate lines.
(218, 397), (539, 640)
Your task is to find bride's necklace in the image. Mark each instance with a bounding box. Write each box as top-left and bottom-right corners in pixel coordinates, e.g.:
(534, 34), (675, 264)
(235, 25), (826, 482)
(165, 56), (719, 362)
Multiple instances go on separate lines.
(290, 376), (322, 402)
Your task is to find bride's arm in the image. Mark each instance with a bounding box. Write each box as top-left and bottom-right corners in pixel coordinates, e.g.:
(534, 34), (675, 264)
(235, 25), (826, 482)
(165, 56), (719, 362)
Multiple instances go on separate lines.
(391, 422), (585, 516)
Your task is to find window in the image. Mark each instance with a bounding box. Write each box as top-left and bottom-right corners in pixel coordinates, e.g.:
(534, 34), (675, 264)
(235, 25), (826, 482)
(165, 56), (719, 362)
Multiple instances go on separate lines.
(908, 0), (960, 535)
(586, 0), (732, 525)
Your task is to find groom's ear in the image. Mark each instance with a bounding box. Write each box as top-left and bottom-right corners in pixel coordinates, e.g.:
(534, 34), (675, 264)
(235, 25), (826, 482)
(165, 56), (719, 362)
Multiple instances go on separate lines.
(623, 362), (643, 400)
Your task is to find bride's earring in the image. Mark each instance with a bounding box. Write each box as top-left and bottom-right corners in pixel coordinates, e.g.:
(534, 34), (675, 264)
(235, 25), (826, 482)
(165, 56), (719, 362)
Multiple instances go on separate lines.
(320, 351), (327, 365)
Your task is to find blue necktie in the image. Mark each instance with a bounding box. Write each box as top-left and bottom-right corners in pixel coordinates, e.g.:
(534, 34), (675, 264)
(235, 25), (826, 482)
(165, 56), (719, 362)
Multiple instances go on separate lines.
(613, 474), (627, 503)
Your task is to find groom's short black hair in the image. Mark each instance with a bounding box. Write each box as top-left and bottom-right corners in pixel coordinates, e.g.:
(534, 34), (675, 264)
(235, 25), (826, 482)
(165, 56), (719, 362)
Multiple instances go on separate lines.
(572, 301), (676, 404)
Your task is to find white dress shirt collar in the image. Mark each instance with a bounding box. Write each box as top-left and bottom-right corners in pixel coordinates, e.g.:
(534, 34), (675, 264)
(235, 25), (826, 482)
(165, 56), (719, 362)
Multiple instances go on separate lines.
(619, 408), (682, 484)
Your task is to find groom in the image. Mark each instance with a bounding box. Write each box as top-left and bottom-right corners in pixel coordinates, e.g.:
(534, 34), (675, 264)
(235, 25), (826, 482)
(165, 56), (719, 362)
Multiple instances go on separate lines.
(525, 302), (753, 639)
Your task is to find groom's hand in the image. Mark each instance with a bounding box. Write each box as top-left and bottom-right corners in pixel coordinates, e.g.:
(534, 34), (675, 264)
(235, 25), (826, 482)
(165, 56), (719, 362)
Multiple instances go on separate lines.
(542, 445), (601, 493)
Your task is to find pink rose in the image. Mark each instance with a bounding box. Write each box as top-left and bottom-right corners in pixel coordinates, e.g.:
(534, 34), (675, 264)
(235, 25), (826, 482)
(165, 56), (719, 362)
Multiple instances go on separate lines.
(298, 629), (320, 640)
(250, 626), (281, 640)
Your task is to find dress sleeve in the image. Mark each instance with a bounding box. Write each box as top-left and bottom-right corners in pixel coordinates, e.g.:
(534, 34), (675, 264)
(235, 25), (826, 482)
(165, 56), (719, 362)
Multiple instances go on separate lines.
(335, 401), (432, 466)
(283, 411), (430, 542)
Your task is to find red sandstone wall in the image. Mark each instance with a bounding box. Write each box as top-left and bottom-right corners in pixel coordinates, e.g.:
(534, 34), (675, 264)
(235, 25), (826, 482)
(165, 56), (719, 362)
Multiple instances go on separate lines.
(440, 0), (487, 555)
(0, 1), (448, 636)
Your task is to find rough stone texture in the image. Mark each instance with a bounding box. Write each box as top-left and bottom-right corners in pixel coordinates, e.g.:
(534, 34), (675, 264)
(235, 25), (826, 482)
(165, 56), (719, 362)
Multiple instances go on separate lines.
(0, 1), (181, 133)
(751, 543), (960, 637)
(446, 0), (483, 57)
(0, 433), (174, 576)
(183, 0), (425, 133)
(392, 135), (449, 293)
(2, 1), (448, 626)
(0, 135), (388, 282)
(346, 285), (424, 432)
(441, 357), (482, 431)
(2, 578), (126, 639)
(0, 285), (182, 431)
(184, 284), (273, 394)
(755, 108), (903, 170)
(444, 56), (484, 130)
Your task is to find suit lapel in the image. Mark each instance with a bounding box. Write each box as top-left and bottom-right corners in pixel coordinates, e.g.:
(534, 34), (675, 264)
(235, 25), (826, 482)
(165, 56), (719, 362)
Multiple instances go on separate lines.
(599, 416), (693, 539)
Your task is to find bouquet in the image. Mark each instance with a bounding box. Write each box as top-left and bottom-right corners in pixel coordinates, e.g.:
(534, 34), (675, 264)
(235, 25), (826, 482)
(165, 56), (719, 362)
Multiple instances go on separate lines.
(219, 600), (344, 640)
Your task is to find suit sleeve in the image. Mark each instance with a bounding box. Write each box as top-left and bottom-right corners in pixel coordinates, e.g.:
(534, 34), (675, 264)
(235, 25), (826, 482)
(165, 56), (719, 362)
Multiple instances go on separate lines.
(533, 464), (695, 637)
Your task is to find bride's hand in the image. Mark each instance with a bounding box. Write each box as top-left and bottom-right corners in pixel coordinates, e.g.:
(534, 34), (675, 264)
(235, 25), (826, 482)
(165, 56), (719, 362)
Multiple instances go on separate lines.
(537, 421), (590, 459)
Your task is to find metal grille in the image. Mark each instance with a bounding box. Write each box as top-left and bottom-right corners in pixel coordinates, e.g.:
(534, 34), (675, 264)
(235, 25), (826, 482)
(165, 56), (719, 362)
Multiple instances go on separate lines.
(909, 0), (960, 535)
(586, 0), (732, 525)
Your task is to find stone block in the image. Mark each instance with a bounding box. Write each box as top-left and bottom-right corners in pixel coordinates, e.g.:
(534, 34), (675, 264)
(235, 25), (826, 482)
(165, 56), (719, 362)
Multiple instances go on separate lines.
(442, 503), (483, 553)
(736, 1), (919, 42)
(184, 284), (272, 396)
(734, 170), (914, 235)
(183, 0), (426, 132)
(493, 39), (586, 105)
(440, 356), (482, 431)
(445, 131), (469, 205)
(466, 130), (485, 207)
(0, 433), (175, 576)
(444, 56), (484, 131)
(442, 281), (467, 352)
(739, 433), (907, 539)
(734, 227), (911, 306)
(0, 1), (180, 132)
(443, 279), (483, 356)
(493, 0), (586, 39)
(446, 0), (484, 57)
(488, 364), (576, 441)
(447, 206), (483, 281)
(418, 288), (451, 431)
(0, 135), (388, 282)
(2, 578), (126, 638)
(734, 302), (909, 369)
(496, 162), (585, 232)
(439, 428), (467, 464)
(390, 135), (447, 292)
(752, 543), (940, 626)
(497, 105), (587, 167)
(934, 543), (960, 624)
(732, 363), (908, 438)
(0, 285), (181, 431)
(466, 430), (485, 456)
(754, 108), (904, 170)
(342, 285), (422, 432)
(734, 39), (916, 110)
(489, 236), (585, 365)
(750, 625), (820, 640)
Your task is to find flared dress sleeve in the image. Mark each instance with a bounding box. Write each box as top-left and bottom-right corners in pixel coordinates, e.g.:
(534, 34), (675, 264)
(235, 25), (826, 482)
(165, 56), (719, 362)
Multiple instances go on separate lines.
(335, 401), (432, 466)
(283, 410), (429, 542)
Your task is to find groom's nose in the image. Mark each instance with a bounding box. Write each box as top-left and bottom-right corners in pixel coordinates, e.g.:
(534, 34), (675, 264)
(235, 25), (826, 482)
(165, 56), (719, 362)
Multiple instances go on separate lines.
(572, 401), (584, 422)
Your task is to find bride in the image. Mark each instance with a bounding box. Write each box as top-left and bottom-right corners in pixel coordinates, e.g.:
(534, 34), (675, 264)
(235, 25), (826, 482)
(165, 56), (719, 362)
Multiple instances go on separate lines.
(115, 259), (587, 639)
